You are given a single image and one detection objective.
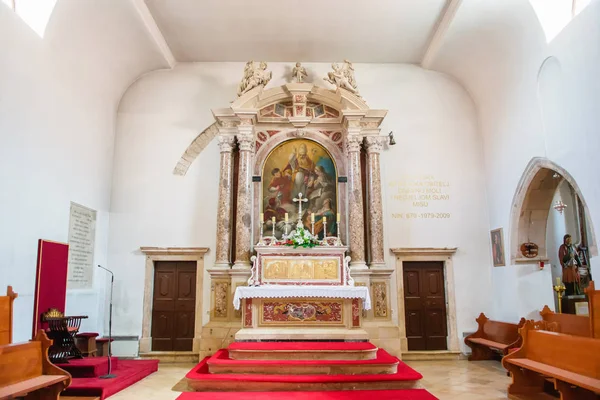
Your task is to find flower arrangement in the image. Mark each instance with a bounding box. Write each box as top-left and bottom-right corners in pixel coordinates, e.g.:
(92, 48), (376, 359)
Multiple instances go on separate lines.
(282, 226), (319, 248)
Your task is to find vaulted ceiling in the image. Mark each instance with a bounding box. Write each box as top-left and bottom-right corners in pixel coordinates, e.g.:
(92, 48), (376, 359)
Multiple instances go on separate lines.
(142, 0), (454, 64)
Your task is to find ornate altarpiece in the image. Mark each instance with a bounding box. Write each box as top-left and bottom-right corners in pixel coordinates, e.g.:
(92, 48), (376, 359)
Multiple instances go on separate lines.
(196, 79), (398, 358)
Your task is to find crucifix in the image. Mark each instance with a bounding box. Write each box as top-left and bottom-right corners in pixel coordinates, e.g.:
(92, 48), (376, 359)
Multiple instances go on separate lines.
(293, 192), (308, 226)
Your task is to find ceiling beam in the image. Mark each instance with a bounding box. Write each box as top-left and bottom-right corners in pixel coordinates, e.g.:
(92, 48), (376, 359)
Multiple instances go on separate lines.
(131, 0), (176, 68)
(421, 0), (463, 69)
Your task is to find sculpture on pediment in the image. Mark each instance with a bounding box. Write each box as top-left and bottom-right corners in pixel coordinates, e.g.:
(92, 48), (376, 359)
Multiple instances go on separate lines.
(324, 59), (360, 97)
(237, 61), (272, 97)
(292, 62), (308, 83)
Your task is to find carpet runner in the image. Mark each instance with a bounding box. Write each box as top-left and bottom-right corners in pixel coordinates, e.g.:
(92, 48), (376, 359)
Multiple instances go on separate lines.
(177, 389), (438, 399)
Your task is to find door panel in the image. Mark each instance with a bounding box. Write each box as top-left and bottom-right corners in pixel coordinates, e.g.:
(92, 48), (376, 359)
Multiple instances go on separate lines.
(152, 261), (196, 352)
(403, 261), (448, 351)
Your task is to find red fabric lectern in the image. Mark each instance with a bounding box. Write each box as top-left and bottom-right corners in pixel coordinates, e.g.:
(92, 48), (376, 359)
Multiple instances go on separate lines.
(32, 239), (69, 339)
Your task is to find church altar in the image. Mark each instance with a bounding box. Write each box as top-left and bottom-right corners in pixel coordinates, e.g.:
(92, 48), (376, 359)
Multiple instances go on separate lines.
(234, 244), (371, 341)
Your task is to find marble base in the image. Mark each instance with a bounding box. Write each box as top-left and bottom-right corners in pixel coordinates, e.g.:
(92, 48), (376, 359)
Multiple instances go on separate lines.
(234, 327), (369, 341)
(138, 351), (199, 363)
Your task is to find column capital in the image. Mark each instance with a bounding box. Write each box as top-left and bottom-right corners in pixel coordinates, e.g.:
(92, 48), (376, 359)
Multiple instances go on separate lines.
(365, 136), (387, 154)
(237, 133), (255, 152)
(218, 135), (236, 153)
(345, 135), (363, 153)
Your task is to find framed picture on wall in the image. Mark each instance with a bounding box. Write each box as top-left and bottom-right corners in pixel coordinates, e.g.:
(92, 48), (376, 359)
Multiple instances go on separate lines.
(491, 228), (505, 267)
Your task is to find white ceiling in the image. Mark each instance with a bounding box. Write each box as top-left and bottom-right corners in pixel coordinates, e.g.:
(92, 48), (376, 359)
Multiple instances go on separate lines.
(144, 0), (450, 63)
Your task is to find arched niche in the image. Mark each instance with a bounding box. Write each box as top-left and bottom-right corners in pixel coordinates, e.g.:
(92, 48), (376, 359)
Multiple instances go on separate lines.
(252, 129), (348, 245)
(509, 157), (598, 264)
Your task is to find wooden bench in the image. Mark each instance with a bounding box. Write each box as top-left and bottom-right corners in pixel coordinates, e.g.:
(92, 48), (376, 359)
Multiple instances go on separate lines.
(587, 281), (600, 338)
(503, 320), (600, 400)
(0, 330), (71, 400)
(540, 305), (591, 337)
(464, 313), (526, 360)
(0, 286), (18, 346)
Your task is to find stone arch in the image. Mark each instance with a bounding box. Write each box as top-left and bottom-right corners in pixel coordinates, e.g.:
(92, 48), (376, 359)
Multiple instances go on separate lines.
(509, 157), (598, 264)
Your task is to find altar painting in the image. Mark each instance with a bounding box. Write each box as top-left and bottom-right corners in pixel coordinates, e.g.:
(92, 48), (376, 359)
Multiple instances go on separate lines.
(262, 139), (337, 239)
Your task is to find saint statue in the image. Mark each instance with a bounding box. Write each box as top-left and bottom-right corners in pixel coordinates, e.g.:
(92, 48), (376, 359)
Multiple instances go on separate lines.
(237, 61), (272, 97)
(559, 234), (582, 296)
(323, 60), (360, 97)
(292, 62), (308, 83)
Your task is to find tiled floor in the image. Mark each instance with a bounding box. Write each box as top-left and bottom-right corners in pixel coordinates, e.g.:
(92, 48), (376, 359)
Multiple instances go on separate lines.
(109, 360), (512, 400)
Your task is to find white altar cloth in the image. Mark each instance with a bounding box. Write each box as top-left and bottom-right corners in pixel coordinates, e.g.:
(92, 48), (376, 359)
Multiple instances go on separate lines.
(233, 285), (371, 311)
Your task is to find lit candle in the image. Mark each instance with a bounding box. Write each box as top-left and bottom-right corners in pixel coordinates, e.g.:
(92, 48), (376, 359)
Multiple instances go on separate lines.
(323, 216), (327, 224)
(285, 213), (288, 223)
(337, 213), (341, 223)
(260, 212), (264, 222)
(311, 213), (315, 222)
(272, 216), (276, 225)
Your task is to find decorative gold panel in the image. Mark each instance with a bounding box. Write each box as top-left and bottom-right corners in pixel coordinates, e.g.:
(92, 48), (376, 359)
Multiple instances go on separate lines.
(259, 298), (344, 326)
(262, 257), (339, 282)
(211, 281), (230, 319)
(371, 281), (389, 319)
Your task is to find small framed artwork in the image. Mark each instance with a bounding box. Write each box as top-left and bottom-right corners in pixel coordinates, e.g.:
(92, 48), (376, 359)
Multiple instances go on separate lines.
(491, 228), (505, 267)
(575, 302), (589, 316)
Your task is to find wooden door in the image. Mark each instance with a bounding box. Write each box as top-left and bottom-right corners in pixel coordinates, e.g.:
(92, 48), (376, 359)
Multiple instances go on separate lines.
(403, 261), (448, 351)
(151, 261), (196, 351)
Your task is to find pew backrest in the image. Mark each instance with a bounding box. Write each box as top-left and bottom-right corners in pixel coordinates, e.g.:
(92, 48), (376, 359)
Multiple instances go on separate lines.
(522, 328), (600, 379)
(540, 305), (591, 337)
(0, 286), (18, 345)
(483, 320), (522, 344)
(0, 341), (44, 386)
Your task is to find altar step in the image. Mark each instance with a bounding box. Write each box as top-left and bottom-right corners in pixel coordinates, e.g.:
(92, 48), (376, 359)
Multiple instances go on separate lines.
(208, 349), (397, 375)
(186, 355), (422, 392)
(228, 341), (378, 360)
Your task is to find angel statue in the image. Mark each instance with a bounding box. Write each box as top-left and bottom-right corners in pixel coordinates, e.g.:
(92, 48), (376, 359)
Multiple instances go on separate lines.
(323, 60), (360, 97)
(237, 61), (272, 97)
(292, 62), (308, 83)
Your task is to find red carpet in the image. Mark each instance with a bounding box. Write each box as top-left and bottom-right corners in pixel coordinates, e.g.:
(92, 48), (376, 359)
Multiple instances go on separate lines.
(177, 389), (438, 399)
(187, 356), (422, 383)
(228, 342), (377, 351)
(62, 359), (158, 399)
(57, 357), (119, 378)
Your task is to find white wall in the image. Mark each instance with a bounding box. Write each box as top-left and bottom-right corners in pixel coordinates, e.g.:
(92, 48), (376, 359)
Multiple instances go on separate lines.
(0, 1), (167, 342)
(431, 0), (600, 320)
(111, 62), (491, 352)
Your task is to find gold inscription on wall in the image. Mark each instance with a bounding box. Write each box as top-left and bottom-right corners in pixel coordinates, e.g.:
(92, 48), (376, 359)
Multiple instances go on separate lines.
(263, 258), (339, 281)
(388, 174), (451, 219)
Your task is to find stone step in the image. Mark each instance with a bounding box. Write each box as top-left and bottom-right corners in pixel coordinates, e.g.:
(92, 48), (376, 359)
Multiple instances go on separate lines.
(228, 341), (378, 360)
(207, 349), (398, 375)
(185, 352), (422, 392)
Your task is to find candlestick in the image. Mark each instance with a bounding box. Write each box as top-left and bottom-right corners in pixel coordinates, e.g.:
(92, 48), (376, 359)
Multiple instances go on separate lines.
(257, 220), (265, 246)
(555, 277), (561, 286)
(335, 221), (342, 246)
(322, 216), (328, 246)
(337, 213), (340, 223)
(285, 213), (288, 223)
(260, 212), (264, 222)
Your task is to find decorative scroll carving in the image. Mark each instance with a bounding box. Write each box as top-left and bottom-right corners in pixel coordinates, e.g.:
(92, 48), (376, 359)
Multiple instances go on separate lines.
(237, 133), (255, 152)
(372, 282), (388, 318)
(365, 136), (386, 154)
(248, 255), (258, 286)
(218, 136), (235, 153)
(344, 256), (354, 286)
(345, 135), (363, 153)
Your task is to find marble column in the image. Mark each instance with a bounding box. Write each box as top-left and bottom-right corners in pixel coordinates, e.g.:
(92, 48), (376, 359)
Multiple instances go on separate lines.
(214, 135), (236, 268)
(346, 135), (367, 269)
(366, 136), (387, 268)
(233, 132), (255, 269)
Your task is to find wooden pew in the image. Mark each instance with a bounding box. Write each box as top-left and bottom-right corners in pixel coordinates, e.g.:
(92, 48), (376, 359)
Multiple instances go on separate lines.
(0, 330), (71, 399)
(464, 313), (526, 360)
(587, 281), (600, 338)
(540, 305), (591, 337)
(0, 286), (18, 346)
(503, 320), (600, 400)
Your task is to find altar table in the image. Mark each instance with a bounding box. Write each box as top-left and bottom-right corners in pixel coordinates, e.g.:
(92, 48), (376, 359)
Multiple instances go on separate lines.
(233, 285), (371, 341)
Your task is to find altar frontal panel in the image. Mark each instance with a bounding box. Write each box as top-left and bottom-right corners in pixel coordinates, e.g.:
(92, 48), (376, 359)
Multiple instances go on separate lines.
(259, 298), (344, 326)
(261, 255), (341, 284)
